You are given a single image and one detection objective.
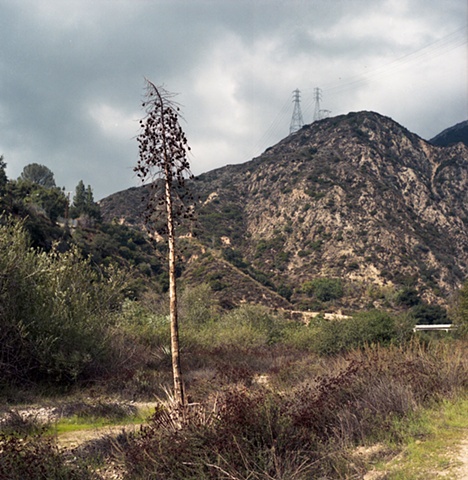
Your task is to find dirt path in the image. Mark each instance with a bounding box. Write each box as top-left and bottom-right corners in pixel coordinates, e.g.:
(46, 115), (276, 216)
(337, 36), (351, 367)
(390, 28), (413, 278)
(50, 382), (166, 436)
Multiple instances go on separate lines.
(55, 423), (143, 450)
(454, 437), (468, 479)
(0, 400), (157, 450)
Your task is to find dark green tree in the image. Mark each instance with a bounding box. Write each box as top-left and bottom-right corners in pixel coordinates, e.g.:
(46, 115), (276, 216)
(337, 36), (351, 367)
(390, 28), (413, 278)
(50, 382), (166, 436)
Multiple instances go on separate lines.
(302, 277), (344, 302)
(134, 79), (194, 405)
(34, 186), (68, 222)
(397, 286), (421, 307)
(85, 185), (94, 206)
(0, 155), (7, 191)
(455, 281), (468, 335)
(70, 180), (101, 220)
(3, 175), (67, 223)
(20, 163), (56, 187)
(411, 303), (448, 325)
(72, 180), (86, 214)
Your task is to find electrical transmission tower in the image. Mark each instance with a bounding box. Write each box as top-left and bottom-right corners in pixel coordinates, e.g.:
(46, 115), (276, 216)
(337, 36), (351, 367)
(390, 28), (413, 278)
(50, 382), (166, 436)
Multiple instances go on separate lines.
(289, 88), (304, 134)
(313, 87), (322, 122)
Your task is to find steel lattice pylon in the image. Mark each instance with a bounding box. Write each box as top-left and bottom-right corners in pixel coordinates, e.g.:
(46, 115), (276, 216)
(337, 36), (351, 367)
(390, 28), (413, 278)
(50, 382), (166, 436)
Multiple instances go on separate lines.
(289, 88), (304, 134)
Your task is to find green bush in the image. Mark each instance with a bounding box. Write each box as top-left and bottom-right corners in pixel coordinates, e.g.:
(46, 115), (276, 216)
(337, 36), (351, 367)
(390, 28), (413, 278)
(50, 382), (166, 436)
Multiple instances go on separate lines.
(310, 310), (414, 355)
(282, 320), (321, 350)
(179, 303), (285, 351)
(221, 247), (247, 269)
(118, 299), (171, 349)
(218, 304), (284, 346)
(397, 286), (421, 307)
(0, 219), (127, 385)
(302, 277), (344, 302)
(277, 283), (293, 301)
(178, 283), (219, 326)
(411, 303), (448, 325)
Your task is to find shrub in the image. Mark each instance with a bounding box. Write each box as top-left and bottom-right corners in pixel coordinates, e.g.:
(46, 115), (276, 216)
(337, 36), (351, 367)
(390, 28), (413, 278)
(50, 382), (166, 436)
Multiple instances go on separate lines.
(455, 281), (468, 336)
(302, 277), (344, 302)
(123, 388), (322, 479)
(222, 247), (248, 269)
(219, 305), (285, 346)
(396, 286), (421, 307)
(282, 320), (321, 351)
(310, 310), (414, 355)
(0, 219), (127, 386)
(178, 283), (219, 326)
(0, 411), (47, 437)
(277, 283), (293, 301)
(122, 339), (468, 479)
(117, 299), (171, 349)
(178, 304), (287, 354)
(0, 433), (93, 479)
(411, 303), (448, 325)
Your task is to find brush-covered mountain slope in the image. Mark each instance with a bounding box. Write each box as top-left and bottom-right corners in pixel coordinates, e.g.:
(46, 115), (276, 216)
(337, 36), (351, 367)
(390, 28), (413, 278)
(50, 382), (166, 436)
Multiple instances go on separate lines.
(430, 119), (468, 147)
(101, 111), (468, 311)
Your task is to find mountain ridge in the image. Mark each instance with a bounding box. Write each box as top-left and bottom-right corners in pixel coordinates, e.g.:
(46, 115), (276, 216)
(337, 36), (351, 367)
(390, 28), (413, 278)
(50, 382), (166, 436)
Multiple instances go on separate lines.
(430, 119), (468, 147)
(100, 111), (468, 310)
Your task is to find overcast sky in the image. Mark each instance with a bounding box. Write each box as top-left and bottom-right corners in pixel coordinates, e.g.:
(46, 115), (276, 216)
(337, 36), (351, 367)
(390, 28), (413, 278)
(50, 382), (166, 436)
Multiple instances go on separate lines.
(1, 0), (467, 200)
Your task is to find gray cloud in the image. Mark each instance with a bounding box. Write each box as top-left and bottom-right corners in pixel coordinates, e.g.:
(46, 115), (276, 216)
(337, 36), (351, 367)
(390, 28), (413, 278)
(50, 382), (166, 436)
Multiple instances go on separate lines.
(0, 0), (466, 199)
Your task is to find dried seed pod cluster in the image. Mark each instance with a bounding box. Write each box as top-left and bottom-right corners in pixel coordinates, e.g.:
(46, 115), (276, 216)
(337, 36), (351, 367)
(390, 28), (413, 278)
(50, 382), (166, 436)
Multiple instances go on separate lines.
(134, 79), (195, 236)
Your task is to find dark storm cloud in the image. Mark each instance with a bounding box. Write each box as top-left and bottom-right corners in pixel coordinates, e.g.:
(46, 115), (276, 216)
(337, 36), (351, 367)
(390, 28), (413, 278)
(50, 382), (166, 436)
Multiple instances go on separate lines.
(0, 0), (466, 199)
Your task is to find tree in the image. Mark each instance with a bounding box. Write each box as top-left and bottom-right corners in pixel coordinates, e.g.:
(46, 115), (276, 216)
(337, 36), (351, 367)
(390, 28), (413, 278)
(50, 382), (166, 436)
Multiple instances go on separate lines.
(134, 79), (194, 405)
(20, 163), (56, 188)
(411, 303), (447, 325)
(70, 180), (101, 220)
(396, 286), (421, 307)
(0, 156), (7, 211)
(34, 185), (68, 222)
(73, 180), (86, 214)
(302, 277), (344, 302)
(0, 155), (7, 191)
(455, 281), (468, 336)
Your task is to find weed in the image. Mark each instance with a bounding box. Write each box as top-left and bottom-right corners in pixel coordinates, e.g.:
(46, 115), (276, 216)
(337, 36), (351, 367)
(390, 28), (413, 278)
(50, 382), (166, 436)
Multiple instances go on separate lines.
(0, 433), (97, 479)
(0, 410), (48, 436)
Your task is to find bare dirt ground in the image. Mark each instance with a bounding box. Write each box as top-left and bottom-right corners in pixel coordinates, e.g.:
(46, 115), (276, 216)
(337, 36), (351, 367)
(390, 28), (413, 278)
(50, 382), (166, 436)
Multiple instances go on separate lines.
(362, 433), (468, 479)
(0, 401), (157, 480)
(55, 422), (143, 449)
(453, 437), (468, 479)
(0, 401), (157, 450)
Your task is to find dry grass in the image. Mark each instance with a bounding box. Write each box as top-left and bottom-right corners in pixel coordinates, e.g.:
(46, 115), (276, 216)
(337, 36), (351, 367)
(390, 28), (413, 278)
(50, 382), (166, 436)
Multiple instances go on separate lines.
(119, 339), (468, 479)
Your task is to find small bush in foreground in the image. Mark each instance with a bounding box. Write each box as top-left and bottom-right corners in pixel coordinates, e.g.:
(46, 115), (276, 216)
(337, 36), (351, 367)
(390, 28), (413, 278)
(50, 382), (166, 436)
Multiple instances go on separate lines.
(0, 410), (47, 436)
(0, 433), (96, 480)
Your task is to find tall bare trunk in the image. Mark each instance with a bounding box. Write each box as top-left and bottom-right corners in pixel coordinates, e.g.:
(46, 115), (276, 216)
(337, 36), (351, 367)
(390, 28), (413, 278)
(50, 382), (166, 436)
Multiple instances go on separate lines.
(136, 80), (191, 407)
(165, 172), (185, 405)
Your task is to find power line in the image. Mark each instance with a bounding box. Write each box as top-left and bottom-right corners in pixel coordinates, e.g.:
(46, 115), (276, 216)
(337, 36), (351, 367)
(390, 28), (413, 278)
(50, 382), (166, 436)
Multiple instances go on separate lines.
(251, 96), (291, 154)
(302, 24), (467, 116)
(251, 24), (467, 157)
